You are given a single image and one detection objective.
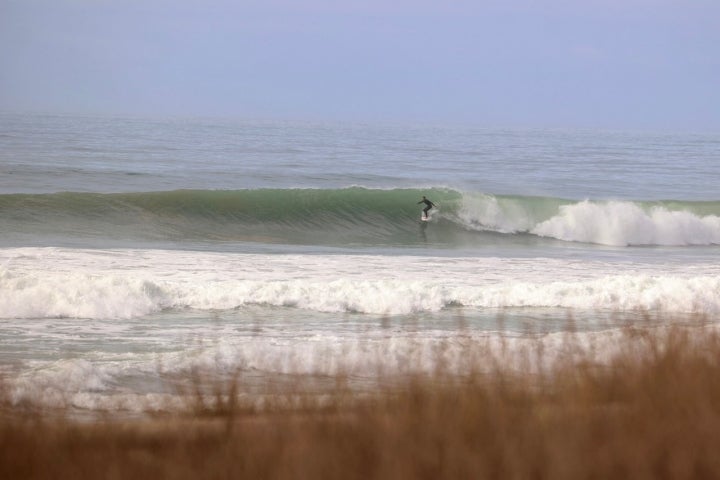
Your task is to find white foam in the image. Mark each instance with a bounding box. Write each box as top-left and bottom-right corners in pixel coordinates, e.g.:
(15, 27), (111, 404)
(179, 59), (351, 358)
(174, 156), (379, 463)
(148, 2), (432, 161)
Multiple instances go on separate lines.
(9, 326), (717, 412)
(454, 195), (720, 246)
(455, 194), (536, 233)
(0, 271), (167, 319)
(10, 359), (113, 408)
(532, 201), (720, 246)
(1, 248), (719, 319)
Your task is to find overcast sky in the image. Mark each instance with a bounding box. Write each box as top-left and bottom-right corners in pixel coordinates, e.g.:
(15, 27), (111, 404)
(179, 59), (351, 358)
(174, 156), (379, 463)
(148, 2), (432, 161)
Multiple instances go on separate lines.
(1, 0), (718, 130)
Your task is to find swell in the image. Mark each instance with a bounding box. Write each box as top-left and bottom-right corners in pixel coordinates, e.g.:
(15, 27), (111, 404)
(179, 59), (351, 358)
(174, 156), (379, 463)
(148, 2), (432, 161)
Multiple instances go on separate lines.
(1, 188), (720, 247)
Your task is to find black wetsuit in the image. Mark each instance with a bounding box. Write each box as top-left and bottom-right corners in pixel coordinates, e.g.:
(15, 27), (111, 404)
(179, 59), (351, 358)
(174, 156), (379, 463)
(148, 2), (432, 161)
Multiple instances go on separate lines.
(418, 198), (436, 218)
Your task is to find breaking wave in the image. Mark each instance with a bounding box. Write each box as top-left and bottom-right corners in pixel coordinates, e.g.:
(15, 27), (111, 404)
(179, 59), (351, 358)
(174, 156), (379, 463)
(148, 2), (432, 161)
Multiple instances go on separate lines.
(1, 188), (719, 247)
(1, 263), (719, 319)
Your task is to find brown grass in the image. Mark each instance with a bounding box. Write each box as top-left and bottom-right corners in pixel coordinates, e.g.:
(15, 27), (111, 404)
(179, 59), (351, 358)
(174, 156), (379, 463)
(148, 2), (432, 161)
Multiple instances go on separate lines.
(3, 325), (720, 479)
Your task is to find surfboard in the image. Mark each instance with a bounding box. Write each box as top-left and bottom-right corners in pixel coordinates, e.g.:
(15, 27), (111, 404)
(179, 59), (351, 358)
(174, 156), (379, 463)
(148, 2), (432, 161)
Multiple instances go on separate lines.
(420, 216), (429, 222)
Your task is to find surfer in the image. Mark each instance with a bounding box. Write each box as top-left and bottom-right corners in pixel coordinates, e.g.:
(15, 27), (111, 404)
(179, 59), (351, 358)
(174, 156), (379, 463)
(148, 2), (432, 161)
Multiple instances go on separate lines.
(417, 196), (436, 219)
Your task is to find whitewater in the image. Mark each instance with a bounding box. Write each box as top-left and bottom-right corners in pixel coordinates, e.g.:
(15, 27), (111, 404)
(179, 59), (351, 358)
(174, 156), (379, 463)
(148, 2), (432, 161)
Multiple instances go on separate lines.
(1, 113), (719, 413)
(2, 248), (720, 318)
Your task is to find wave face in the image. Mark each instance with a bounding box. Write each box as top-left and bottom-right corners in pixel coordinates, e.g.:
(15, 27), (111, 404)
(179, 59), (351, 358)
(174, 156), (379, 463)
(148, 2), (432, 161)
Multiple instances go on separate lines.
(2, 188), (720, 247)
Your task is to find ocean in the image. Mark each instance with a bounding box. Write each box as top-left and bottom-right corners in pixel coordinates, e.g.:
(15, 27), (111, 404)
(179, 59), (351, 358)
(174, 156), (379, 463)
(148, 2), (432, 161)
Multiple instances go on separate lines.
(1, 112), (719, 413)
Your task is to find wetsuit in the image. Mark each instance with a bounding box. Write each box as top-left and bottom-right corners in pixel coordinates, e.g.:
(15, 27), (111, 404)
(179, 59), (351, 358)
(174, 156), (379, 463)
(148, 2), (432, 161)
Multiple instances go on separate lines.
(418, 197), (436, 218)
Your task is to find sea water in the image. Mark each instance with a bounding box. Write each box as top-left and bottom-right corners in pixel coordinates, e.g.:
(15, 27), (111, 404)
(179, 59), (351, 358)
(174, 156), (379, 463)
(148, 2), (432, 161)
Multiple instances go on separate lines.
(1, 113), (719, 412)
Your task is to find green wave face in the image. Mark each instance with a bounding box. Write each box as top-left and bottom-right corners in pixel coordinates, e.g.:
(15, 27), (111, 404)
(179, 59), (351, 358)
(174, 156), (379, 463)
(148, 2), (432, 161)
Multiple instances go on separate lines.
(2, 188), (720, 247)
(122, 187), (464, 221)
(0, 188), (463, 246)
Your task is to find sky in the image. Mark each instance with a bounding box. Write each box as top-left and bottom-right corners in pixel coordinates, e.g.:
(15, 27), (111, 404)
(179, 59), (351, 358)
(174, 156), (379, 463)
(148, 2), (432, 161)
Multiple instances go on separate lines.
(1, 0), (719, 130)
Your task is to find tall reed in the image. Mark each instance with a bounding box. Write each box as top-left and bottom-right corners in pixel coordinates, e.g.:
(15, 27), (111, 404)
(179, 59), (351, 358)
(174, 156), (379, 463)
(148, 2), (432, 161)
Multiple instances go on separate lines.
(2, 324), (720, 479)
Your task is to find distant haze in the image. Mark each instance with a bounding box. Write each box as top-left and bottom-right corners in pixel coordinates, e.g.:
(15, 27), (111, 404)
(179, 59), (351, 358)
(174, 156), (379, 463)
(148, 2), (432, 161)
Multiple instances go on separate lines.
(1, 0), (719, 130)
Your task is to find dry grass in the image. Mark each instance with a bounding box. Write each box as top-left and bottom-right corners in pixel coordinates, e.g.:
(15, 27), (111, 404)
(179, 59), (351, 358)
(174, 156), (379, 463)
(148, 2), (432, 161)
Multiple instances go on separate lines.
(3, 325), (720, 479)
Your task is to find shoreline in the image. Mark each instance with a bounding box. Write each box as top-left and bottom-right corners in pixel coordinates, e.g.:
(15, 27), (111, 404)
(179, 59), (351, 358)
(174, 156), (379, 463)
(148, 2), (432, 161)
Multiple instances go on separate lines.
(3, 323), (720, 478)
